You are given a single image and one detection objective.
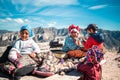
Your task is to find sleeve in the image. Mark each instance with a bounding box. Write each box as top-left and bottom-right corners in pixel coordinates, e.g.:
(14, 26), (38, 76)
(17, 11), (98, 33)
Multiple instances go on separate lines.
(82, 36), (93, 50)
(99, 33), (104, 42)
(65, 37), (80, 50)
(31, 39), (40, 54)
(12, 40), (21, 53)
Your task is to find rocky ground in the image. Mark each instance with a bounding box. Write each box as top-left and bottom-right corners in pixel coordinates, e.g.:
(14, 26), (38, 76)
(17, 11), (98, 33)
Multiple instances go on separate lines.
(0, 47), (120, 80)
(101, 50), (120, 80)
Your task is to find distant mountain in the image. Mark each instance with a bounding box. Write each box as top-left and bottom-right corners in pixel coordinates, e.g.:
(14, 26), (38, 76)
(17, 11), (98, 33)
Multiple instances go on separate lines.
(103, 30), (120, 49)
(0, 30), (12, 34)
(0, 27), (120, 50)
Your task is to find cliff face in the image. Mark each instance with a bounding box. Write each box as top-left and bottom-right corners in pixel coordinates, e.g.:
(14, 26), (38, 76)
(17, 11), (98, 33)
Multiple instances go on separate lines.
(103, 30), (120, 49)
(0, 27), (120, 50)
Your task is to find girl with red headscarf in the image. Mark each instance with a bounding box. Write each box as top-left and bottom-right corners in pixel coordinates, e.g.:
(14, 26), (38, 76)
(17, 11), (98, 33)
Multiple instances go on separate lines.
(62, 24), (86, 58)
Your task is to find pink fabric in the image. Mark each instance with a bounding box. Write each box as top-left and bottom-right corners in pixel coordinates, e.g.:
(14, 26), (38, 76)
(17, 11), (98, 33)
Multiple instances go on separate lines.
(77, 46), (103, 80)
(86, 46), (104, 64)
(77, 63), (101, 80)
(33, 69), (54, 77)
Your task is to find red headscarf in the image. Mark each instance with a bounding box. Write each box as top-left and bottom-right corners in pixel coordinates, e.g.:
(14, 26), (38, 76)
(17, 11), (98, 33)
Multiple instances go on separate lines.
(68, 24), (80, 33)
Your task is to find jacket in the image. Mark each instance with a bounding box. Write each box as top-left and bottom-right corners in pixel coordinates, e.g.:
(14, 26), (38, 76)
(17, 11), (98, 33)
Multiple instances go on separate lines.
(82, 33), (104, 50)
(62, 35), (81, 52)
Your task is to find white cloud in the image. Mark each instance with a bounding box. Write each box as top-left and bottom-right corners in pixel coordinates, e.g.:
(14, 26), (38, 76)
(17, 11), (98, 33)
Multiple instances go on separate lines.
(24, 19), (30, 22)
(47, 22), (57, 27)
(14, 18), (24, 24)
(2, 18), (30, 24)
(0, 18), (31, 31)
(11, 0), (79, 14)
(40, 7), (80, 17)
(12, 0), (78, 6)
(12, 0), (30, 5)
(33, 0), (78, 6)
(6, 18), (12, 21)
(58, 25), (68, 29)
(88, 4), (107, 10)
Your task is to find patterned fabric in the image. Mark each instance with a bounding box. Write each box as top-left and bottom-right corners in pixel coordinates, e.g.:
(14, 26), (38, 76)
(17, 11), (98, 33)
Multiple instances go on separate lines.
(77, 62), (101, 80)
(62, 36), (82, 52)
(77, 46), (103, 80)
(37, 51), (76, 73)
(19, 55), (37, 66)
(0, 54), (37, 74)
(1, 51), (76, 76)
(86, 46), (104, 64)
(0, 61), (15, 74)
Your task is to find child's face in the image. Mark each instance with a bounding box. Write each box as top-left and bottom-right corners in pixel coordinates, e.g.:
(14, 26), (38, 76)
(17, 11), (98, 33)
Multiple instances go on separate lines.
(20, 30), (29, 40)
(87, 29), (94, 34)
(70, 32), (79, 38)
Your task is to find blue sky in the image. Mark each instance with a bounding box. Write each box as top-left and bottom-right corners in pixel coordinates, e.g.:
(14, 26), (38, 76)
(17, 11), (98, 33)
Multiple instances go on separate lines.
(0, 0), (120, 31)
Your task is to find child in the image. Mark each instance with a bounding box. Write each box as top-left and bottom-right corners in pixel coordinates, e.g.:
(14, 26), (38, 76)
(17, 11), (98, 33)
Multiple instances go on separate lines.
(8, 25), (40, 68)
(62, 24), (86, 58)
(77, 46), (104, 80)
(77, 24), (105, 80)
(82, 24), (104, 50)
(0, 25), (42, 80)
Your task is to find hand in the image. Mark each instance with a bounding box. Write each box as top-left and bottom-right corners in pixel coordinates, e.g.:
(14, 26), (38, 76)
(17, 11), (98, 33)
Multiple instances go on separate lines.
(82, 37), (86, 42)
(29, 52), (36, 58)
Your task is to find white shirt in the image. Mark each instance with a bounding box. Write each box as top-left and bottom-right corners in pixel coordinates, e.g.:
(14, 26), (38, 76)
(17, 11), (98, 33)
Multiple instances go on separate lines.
(12, 38), (40, 54)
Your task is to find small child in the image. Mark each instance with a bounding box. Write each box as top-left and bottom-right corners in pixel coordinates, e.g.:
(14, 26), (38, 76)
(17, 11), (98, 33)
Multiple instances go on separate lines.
(77, 46), (104, 80)
(77, 24), (105, 80)
(82, 24), (104, 50)
(8, 25), (40, 68)
(62, 24), (86, 58)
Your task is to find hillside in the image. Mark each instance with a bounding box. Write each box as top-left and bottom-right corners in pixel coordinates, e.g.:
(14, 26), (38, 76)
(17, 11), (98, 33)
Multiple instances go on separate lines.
(0, 27), (120, 50)
(0, 30), (12, 34)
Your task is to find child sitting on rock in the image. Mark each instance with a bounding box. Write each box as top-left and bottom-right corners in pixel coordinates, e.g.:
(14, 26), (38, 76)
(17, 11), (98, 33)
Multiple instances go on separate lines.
(8, 25), (40, 68)
(77, 46), (104, 80)
(6, 25), (46, 80)
(5, 25), (76, 80)
(62, 24), (86, 58)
